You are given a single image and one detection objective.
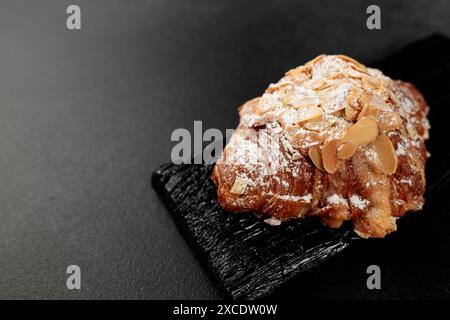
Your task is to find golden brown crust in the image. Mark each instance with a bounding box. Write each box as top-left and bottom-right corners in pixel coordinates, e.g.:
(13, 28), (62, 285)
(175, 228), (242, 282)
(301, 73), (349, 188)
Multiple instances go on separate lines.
(212, 55), (429, 238)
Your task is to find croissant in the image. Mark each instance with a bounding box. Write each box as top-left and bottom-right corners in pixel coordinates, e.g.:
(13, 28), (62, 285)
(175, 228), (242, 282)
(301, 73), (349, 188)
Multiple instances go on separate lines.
(212, 55), (430, 238)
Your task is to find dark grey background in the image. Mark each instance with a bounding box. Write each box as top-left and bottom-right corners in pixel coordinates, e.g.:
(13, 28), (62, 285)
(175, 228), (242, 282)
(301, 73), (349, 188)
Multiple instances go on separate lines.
(0, 0), (449, 299)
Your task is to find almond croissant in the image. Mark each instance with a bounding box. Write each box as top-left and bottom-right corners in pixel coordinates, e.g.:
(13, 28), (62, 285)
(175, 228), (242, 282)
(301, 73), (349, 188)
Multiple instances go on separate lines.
(212, 55), (429, 238)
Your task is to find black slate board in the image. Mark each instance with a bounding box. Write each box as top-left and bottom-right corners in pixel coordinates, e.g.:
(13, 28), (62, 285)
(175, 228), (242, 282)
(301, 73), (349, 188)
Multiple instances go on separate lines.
(152, 34), (450, 300)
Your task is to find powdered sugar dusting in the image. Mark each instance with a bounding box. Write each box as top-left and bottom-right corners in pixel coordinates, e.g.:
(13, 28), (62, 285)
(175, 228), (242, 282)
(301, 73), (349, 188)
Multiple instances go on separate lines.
(350, 195), (370, 209)
(327, 194), (348, 206)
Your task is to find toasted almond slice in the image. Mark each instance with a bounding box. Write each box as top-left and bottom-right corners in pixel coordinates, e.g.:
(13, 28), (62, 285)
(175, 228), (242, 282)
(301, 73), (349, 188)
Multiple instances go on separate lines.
(346, 87), (362, 109)
(379, 112), (402, 131)
(293, 97), (321, 109)
(322, 139), (343, 174)
(279, 107), (323, 127)
(283, 90), (320, 108)
(296, 107), (323, 123)
(372, 133), (398, 175)
(388, 89), (401, 106)
(337, 141), (358, 160)
(302, 116), (324, 131)
(266, 81), (292, 94)
(357, 92), (383, 120)
(308, 145), (324, 171)
(344, 104), (359, 121)
(357, 104), (380, 120)
(311, 79), (326, 90)
(351, 65), (371, 75)
(344, 116), (379, 146)
(326, 72), (342, 80)
(306, 54), (325, 66)
(230, 178), (248, 194)
(358, 91), (371, 108)
(363, 76), (381, 90)
(311, 79), (333, 91)
(348, 73), (364, 80)
(292, 130), (321, 146)
(322, 101), (347, 114)
(337, 55), (367, 71)
(370, 94), (392, 111)
(285, 67), (303, 77)
(359, 92), (391, 112)
(285, 65), (312, 78)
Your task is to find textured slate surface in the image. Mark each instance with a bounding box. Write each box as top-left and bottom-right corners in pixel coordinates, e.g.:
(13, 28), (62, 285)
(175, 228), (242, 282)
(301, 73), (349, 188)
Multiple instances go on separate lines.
(153, 34), (450, 300)
(153, 164), (356, 299)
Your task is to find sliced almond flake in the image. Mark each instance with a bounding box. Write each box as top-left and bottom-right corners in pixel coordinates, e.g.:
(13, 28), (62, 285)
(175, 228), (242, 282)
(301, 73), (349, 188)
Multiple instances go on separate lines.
(346, 87), (362, 109)
(306, 54), (325, 66)
(357, 103), (380, 120)
(337, 141), (357, 160)
(351, 64), (371, 75)
(370, 94), (392, 112)
(344, 103), (359, 121)
(266, 80), (293, 94)
(302, 112), (335, 132)
(388, 88), (401, 106)
(298, 107), (324, 123)
(230, 178), (248, 195)
(291, 129), (321, 151)
(343, 116), (379, 146)
(348, 73), (364, 80)
(322, 139), (343, 174)
(283, 86), (318, 106)
(284, 95), (321, 109)
(280, 107), (323, 126)
(325, 72), (342, 80)
(302, 117), (325, 132)
(294, 97), (321, 109)
(311, 79), (333, 90)
(337, 55), (368, 71)
(308, 145), (324, 171)
(362, 76), (382, 90)
(372, 133), (398, 175)
(359, 91), (392, 112)
(285, 65), (312, 78)
(379, 112), (402, 131)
